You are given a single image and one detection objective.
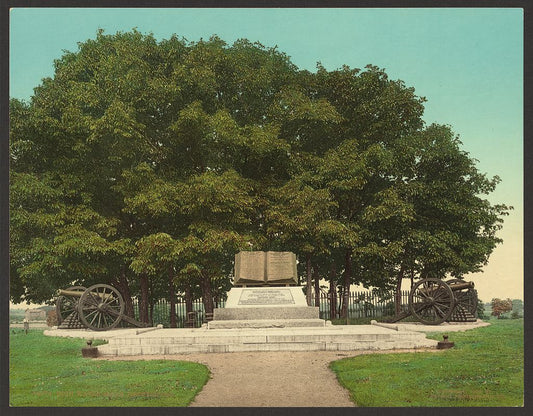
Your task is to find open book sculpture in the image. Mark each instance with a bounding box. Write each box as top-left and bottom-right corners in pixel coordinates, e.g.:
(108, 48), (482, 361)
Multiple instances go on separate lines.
(234, 251), (298, 286)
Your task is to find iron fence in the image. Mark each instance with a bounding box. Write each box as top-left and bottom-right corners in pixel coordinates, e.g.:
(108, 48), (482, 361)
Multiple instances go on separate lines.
(131, 297), (226, 328)
(131, 289), (410, 327)
(316, 290), (411, 320)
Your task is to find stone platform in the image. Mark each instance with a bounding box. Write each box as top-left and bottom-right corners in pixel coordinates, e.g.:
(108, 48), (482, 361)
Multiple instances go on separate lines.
(207, 318), (326, 329)
(44, 323), (439, 356)
(210, 286), (320, 329)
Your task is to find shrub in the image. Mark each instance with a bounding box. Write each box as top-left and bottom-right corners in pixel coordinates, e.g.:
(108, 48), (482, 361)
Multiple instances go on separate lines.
(46, 309), (58, 327)
(476, 298), (485, 319)
(491, 298), (513, 318)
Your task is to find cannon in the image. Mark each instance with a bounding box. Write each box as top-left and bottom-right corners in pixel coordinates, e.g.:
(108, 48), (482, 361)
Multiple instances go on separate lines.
(56, 284), (148, 331)
(388, 278), (478, 325)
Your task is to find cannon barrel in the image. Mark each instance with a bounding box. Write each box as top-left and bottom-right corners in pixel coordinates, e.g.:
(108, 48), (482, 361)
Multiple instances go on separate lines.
(448, 281), (475, 291)
(413, 280), (474, 297)
(58, 289), (85, 297)
(58, 288), (115, 301)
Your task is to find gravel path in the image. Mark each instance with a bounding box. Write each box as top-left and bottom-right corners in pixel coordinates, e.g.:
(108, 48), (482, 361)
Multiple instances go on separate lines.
(187, 351), (356, 407)
(103, 348), (438, 407)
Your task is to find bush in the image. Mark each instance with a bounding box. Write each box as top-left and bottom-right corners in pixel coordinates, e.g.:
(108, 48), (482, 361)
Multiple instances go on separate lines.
(476, 298), (485, 319)
(46, 310), (58, 327)
(491, 298), (513, 318)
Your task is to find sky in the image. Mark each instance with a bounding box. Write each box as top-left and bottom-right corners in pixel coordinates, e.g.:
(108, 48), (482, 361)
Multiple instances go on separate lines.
(9, 7), (523, 303)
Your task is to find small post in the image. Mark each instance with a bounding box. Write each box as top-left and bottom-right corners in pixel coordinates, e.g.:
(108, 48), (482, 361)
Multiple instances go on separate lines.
(437, 334), (455, 349)
(82, 339), (98, 358)
(344, 290), (349, 325)
(23, 318), (29, 334)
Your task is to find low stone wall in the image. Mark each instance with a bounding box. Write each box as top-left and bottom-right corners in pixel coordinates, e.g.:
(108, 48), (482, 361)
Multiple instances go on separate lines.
(10, 322), (49, 329)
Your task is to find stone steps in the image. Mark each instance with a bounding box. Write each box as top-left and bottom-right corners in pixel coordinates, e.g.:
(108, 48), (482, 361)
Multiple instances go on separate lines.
(99, 340), (432, 356)
(207, 318), (326, 329)
(96, 326), (437, 356)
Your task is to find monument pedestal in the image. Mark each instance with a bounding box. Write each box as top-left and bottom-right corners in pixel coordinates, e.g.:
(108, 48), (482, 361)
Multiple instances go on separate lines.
(210, 286), (323, 329)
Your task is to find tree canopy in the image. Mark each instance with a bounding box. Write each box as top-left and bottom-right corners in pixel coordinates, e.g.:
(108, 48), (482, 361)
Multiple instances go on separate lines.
(10, 30), (510, 320)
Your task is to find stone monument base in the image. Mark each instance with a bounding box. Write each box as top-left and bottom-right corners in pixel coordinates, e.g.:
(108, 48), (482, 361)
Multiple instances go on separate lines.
(214, 306), (319, 320)
(211, 286), (322, 329)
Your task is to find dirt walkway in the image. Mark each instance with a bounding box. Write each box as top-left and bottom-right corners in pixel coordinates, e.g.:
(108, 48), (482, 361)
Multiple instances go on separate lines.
(188, 351), (356, 407)
(104, 348), (437, 407)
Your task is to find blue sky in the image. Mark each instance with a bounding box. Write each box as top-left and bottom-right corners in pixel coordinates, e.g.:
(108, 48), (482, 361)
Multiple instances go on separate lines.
(9, 7), (523, 300)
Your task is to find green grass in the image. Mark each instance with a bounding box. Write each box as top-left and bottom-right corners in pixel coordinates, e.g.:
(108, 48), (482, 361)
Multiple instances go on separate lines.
(330, 319), (523, 407)
(10, 330), (210, 407)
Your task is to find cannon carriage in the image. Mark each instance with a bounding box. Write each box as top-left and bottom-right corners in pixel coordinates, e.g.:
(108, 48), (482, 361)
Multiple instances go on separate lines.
(389, 277), (478, 325)
(56, 284), (148, 331)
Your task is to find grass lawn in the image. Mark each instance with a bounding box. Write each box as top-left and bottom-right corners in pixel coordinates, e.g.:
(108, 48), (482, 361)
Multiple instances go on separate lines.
(10, 330), (210, 407)
(330, 319), (523, 407)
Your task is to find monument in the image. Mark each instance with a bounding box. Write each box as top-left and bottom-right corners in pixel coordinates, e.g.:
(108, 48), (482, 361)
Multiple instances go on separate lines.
(209, 251), (324, 328)
(234, 251), (298, 286)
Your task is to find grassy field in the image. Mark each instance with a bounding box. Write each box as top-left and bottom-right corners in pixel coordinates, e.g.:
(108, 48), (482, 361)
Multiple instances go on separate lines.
(330, 319), (523, 407)
(9, 330), (210, 407)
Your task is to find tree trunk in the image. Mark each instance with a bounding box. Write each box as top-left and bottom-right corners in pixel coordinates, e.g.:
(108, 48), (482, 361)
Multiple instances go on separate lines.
(169, 266), (177, 328)
(200, 271), (214, 315)
(185, 284), (193, 316)
(305, 253), (312, 306)
(313, 263), (320, 307)
(329, 263), (337, 320)
(139, 273), (150, 324)
(395, 265), (405, 316)
(341, 249), (352, 319)
(149, 280), (155, 326)
(115, 267), (134, 318)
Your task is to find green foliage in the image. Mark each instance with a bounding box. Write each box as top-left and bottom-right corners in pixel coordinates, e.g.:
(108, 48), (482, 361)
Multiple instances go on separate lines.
(511, 299), (523, 318)
(10, 29), (510, 305)
(476, 298), (485, 319)
(330, 319), (523, 406)
(483, 299), (522, 320)
(10, 330), (209, 406)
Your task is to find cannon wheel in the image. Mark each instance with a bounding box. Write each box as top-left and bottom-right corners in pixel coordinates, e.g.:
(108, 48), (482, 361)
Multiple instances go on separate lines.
(78, 284), (125, 331)
(409, 278), (455, 325)
(56, 286), (86, 326)
(446, 278), (478, 321)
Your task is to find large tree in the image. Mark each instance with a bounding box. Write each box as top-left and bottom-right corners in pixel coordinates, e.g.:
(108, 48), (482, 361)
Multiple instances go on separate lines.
(10, 30), (509, 319)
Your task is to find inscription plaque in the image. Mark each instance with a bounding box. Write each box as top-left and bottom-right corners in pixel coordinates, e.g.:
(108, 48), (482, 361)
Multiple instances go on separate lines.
(238, 289), (295, 305)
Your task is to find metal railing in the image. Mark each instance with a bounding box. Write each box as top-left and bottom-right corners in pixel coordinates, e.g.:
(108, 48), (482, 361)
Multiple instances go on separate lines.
(316, 290), (410, 320)
(130, 290), (409, 327)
